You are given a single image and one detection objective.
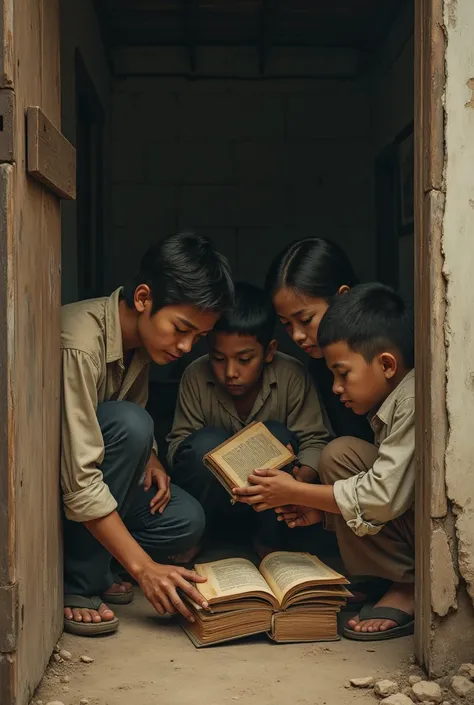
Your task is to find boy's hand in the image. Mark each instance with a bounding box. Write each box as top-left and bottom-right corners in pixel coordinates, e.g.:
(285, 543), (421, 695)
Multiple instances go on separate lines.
(144, 454), (171, 515)
(136, 562), (208, 622)
(232, 468), (299, 511)
(275, 505), (323, 528)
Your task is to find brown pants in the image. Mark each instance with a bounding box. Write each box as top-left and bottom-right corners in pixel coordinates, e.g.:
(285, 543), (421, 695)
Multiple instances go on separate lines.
(318, 437), (414, 583)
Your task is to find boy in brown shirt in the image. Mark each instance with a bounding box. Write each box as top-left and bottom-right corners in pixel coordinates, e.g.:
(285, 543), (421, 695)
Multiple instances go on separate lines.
(167, 282), (330, 554)
(233, 283), (415, 641)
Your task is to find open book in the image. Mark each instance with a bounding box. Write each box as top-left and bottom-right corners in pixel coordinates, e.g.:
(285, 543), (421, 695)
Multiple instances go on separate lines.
(202, 421), (295, 498)
(180, 552), (351, 646)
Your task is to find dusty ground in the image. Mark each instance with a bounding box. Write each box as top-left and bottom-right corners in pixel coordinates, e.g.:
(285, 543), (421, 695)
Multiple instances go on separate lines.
(34, 592), (414, 705)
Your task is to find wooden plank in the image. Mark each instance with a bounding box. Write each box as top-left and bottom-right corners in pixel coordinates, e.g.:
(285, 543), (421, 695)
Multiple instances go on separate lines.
(9, 0), (63, 702)
(0, 89), (14, 162)
(0, 0), (14, 87)
(0, 583), (18, 652)
(0, 654), (15, 704)
(414, 0), (447, 674)
(26, 106), (76, 200)
(0, 164), (14, 592)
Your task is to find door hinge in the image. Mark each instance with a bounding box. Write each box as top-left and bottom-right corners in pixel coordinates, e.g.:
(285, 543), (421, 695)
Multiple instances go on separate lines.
(0, 89), (15, 164)
(0, 583), (18, 652)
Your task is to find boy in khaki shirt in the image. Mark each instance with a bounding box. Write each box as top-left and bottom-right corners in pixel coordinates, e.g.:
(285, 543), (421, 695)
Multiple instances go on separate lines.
(167, 282), (330, 554)
(61, 232), (234, 636)
(233, 283), (415, 642)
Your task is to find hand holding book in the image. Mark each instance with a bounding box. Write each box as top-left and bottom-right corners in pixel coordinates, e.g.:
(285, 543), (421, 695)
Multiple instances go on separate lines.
(232, 467), (301, 511)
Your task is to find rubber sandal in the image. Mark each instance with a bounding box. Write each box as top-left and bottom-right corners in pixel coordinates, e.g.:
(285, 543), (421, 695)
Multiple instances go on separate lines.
(64, 594), (119, 636)
(343, 603), (414, 641)
(101, 578), (134, 605)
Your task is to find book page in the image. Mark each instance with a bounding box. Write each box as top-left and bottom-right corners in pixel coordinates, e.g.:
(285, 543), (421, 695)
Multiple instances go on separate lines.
(208, 422), (294, 487)
(195, 558), (277, 602)
(260, 552), (345, 602)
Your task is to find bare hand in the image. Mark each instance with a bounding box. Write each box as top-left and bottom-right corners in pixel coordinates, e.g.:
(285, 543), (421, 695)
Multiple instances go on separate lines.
(136, 562), (208, 622)
(275, 505), (323, 528)
(144, 455), (171, 515)
(232, 468), (299, 511)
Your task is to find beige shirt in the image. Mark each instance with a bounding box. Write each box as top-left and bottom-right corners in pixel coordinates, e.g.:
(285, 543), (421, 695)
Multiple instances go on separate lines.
(333, 369), (415, 537)
(61, 287), (154, 523)
(167, 352), (329, 471)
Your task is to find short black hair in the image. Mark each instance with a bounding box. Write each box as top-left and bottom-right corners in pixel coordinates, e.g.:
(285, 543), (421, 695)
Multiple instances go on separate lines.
(211, 282), (276, 349)
(123, 231), (234, 314)
(265, 237), (358, 301)
(318, 283), (414, 368)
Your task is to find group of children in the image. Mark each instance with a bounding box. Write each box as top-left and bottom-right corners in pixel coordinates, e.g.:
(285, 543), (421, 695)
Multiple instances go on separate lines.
(61, 232), (415, 643)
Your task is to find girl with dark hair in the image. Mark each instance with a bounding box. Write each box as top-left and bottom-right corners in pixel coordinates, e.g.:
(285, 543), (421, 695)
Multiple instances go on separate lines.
(265, 238), (373, 442)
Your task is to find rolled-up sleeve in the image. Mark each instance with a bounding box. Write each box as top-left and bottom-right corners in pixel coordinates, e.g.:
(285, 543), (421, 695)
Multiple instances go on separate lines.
(287, 371), (330, 471)
(61, 348), (118, 522)
(333, 399), (415, 537)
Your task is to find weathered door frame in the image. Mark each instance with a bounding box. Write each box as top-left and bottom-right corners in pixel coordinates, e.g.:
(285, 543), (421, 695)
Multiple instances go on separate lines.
(413, 0), (447, 675)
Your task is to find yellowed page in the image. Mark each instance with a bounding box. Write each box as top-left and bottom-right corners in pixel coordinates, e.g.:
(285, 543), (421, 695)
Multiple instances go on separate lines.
(195, 558), (277, 602)
(260, 552), (346, 602)
(208, 422), (294, 488)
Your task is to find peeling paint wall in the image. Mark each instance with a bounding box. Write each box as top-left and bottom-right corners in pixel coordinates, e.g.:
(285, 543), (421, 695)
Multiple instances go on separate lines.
(443, 0), (474, 601)
(429, 0), (474, 675)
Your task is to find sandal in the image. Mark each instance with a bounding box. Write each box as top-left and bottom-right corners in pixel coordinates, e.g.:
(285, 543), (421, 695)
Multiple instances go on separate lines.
(343, 603), (414, 641)
(64, 594), (119, 636)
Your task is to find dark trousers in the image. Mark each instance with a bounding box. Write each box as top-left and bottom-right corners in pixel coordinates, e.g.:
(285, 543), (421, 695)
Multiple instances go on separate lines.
(172, 421), (335, 554)
(64, 401), (205, 596)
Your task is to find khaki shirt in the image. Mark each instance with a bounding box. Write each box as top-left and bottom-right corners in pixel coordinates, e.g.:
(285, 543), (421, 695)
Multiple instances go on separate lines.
(167, 352), (329, 471)
(61, 288), (154, 523)
(333, 369), (415, 537)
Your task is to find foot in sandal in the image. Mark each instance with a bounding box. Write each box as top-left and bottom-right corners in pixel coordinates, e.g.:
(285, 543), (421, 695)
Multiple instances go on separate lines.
(64, 594), (119, 636)
(343, 582), (414, 641)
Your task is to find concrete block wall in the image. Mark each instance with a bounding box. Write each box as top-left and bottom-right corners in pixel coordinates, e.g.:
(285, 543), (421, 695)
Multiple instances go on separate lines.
(107, 73), (375, 296)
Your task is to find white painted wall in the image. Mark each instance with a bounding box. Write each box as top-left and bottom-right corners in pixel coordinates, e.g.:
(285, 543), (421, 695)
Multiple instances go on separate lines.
(443, 0), (474, 604)
(107, 53), (375, 297)
(60, 0), (111, 304)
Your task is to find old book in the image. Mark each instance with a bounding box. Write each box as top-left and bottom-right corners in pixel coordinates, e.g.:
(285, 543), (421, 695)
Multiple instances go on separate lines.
(180, 551), (351, 647)
(202, 421), (296, 497)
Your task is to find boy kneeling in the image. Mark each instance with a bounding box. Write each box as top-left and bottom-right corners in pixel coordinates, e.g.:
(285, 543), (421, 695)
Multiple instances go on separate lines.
(167, 282), (330, 555)
(233, 283), (415, 641)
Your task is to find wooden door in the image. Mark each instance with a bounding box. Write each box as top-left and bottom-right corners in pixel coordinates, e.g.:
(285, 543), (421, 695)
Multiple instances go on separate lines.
(0, 1), (75, 703)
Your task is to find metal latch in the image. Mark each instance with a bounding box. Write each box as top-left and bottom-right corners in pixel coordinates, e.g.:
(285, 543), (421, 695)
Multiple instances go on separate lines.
(0, 90), (14, 163)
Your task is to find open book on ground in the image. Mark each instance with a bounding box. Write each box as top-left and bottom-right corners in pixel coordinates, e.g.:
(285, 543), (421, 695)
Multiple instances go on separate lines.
(202, 421), (295, 498)
(180, 551), (351, 647)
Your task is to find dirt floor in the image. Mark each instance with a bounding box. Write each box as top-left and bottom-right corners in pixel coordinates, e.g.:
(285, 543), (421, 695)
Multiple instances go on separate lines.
(34, 591), (415, 705)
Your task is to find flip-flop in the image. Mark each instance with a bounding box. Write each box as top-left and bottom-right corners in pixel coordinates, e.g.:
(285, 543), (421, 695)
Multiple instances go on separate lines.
(343, 603), (414, 641)
(64, 594), (119, 636)
(101, 578), (134, 605)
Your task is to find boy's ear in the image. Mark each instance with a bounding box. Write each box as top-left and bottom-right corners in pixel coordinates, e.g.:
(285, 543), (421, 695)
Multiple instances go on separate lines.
(379, 352), (398, 379)
(337, 285), (351, 296)
(264, 339), (278, 363)
(134, 284), (152, 313)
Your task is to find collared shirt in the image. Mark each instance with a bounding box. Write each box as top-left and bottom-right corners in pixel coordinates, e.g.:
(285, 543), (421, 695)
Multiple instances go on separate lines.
(333, 369), (415, 537)
(166, 352), (330, 471)
(61, 287), (153, 523)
